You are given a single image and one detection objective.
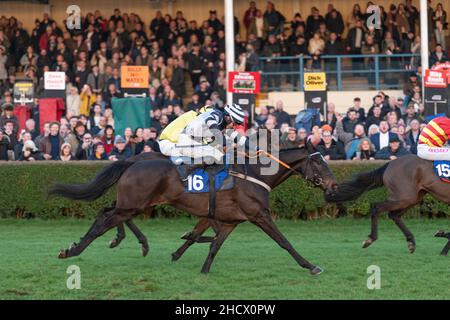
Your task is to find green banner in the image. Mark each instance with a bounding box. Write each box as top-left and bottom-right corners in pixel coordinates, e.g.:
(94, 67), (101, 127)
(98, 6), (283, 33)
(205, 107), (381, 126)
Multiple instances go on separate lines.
(112, 97), (151, 136)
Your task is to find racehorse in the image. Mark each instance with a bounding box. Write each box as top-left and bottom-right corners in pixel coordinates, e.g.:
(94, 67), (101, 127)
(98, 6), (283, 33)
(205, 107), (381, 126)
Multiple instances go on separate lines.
(49, 145), (338, 275)
(325, 154), (450, 255)
(98, 152), (237, 259)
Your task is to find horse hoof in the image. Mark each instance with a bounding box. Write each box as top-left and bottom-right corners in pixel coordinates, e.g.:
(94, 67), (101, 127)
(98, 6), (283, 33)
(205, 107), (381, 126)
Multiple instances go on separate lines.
(180, 232), (193, 241)
(58, 249), (68, 259)
(109, 239), (119, 248)
(141, 246), (149, 257)
(407, 242), (416, 254)
(310, 266), (324, 275)
(435, 230), (445, 238)
(362, 238), (374, 248)
(171, 252), (180, 262)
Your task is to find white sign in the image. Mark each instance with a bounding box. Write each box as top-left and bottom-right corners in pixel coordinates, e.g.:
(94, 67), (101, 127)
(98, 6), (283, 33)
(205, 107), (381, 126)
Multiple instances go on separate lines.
(44, 72), (66, 90)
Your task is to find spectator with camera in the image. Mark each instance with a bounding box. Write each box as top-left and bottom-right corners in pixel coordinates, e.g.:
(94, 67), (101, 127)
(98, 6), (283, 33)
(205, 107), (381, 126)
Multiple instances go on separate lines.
(76, 132), (94, 160)
(14, 131), (32, 160)
(18, 140), (43, 161)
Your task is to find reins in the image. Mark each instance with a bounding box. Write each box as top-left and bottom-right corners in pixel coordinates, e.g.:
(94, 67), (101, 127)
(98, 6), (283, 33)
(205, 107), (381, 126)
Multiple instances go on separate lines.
(236, 150), (304, 177)
(234, 149), (324, 187)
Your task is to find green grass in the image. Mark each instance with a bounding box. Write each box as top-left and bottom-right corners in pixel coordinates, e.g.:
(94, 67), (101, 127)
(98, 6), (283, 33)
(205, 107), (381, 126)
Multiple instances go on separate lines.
(0, 218), (448, 300)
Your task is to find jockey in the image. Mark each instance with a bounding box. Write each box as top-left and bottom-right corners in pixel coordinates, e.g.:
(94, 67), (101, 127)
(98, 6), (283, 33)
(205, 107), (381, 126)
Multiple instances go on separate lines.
(417, 116), (450, 160)
(158, 106), (212, 159)
(176, 103), (249, 166)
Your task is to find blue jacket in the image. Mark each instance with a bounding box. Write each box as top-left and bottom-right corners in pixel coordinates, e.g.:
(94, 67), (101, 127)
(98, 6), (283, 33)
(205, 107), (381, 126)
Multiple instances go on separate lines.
(374, 145), (410, 160)
(370, 132), (399, 152)
(109, 146), (132, 160)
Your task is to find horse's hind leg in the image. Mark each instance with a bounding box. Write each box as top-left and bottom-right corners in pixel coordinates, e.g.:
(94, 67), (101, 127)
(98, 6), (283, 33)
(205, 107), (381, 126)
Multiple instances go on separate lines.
(172, 218), (212, 262)
(388, 210), (416, 253)
(363, 200), (416, 249)
(109, 223), (126, 248)
(362, 202), (382, 248)
(200, 223), (236, 274)
(109, 220), (149, 257)
(58, 208), (133, 259)
(125, 220), (149, 257)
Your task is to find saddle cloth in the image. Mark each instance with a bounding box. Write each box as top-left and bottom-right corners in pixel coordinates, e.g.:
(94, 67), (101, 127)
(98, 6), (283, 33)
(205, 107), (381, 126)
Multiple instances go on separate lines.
(433, 161), (450, 183)
(171, 156), (234, 193)
(184, 166), (234, 193)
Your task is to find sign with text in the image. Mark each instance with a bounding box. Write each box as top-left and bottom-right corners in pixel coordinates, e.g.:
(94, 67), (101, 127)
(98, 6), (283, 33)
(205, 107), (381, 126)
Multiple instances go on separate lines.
(121, 66), (149, 89)
(304, 72), (327, 91)
(424, 65), (449, 117)
(44, 72), (66, 90)
(13, 80), (34, 105)
(432, 62), (450, 72)
(424, 69), (447, 88)
(228, 72), (260, 94)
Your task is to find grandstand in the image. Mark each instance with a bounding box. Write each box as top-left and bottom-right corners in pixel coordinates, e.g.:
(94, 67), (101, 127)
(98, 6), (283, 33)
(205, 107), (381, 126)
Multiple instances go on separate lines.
(0, 0), (448, 162)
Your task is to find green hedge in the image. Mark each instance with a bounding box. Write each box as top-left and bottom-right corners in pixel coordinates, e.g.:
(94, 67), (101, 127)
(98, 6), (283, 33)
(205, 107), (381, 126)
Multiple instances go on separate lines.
(0, 162), (448, 219)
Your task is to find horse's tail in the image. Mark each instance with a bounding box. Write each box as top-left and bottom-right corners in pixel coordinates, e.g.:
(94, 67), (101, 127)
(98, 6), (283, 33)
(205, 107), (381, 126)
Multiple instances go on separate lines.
(325, 163), (389, 203)
(48, 161), (135, 201)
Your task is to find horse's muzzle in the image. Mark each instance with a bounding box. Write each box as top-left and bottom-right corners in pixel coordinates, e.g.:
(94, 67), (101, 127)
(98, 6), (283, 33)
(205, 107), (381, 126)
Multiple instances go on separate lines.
(325, 184), (339, 198)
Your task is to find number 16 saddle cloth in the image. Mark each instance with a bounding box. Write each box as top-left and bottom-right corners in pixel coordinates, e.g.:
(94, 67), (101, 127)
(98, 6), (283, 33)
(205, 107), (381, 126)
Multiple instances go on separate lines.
(184, 165), (235, 193)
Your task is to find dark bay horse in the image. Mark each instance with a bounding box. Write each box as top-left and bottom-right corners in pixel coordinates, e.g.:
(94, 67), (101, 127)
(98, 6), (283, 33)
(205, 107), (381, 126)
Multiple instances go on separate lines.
(325, 154), (450, 255)
(49, 146), (337, 275)
(101, 152), (234, 259)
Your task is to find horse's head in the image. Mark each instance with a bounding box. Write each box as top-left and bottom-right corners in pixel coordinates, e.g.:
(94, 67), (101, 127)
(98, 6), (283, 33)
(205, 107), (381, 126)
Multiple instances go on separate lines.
(303, 142), (338, 195)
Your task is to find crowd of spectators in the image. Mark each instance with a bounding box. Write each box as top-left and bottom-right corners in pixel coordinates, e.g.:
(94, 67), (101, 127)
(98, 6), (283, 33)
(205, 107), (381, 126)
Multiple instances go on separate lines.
(0, 2), (446, 161)
(268, 90), (424, 161)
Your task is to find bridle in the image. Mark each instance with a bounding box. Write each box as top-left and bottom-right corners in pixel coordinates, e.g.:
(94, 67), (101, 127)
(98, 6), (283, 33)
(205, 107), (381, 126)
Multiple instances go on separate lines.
(253, 150), (327, 188)
(303, 152), (326, 187)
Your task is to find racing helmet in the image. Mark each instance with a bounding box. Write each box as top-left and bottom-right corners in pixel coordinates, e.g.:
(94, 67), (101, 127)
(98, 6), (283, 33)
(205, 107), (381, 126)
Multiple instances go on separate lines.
(224, 104), (245, 125)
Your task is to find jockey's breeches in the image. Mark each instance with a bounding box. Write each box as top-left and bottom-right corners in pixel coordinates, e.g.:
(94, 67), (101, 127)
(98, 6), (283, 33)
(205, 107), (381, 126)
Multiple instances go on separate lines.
(417, 143), (450, 161)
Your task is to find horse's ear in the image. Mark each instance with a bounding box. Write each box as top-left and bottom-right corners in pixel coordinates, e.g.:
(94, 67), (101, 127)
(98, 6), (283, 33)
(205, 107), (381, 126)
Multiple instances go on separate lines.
(306, 141), (316, 154)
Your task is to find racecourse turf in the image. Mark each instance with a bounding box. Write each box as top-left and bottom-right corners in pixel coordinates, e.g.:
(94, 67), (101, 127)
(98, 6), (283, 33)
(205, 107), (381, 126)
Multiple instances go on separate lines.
(0, 217), (448, 300)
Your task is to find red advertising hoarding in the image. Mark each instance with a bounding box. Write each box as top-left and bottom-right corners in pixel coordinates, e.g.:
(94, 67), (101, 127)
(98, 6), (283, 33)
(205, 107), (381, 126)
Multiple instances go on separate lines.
(228, 72), (261, 94)
(424, 69), (448, 88)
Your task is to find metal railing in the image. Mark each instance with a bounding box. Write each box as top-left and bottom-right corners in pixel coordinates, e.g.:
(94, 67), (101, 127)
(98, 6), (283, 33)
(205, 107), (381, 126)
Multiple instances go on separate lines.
(258, 53), (420, 92)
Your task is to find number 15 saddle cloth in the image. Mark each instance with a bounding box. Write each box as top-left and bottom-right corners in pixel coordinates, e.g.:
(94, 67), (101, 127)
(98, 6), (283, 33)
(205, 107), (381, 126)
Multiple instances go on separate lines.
(433, 161), (450, 183)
